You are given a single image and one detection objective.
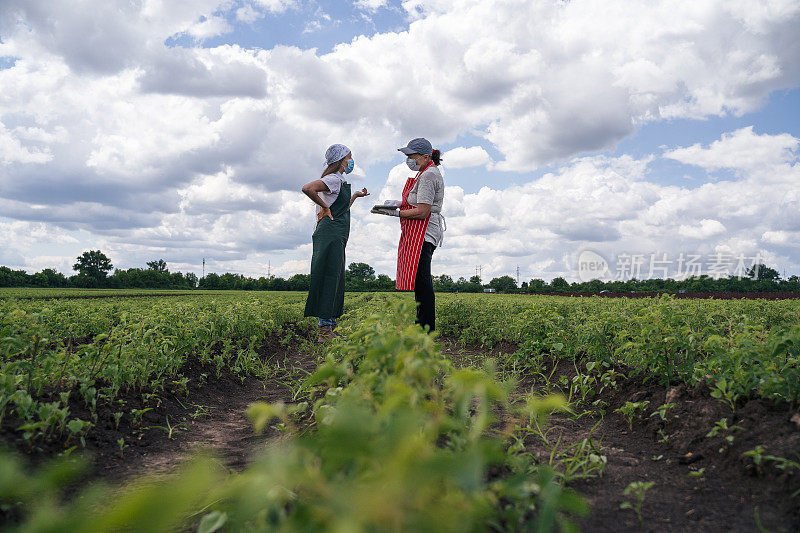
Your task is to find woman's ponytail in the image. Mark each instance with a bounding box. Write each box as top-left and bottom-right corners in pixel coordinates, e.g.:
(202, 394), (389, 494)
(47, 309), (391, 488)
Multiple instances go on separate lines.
(321, 157), (347, 179)
(431, 149), (442, 166)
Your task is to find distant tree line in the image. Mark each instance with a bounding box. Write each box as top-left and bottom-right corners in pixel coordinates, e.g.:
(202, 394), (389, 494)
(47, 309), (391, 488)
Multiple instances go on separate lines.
(1, 250), (798, 294)
(0, 251), (196, 289)
(435, 264), (800, 294)
(197, 262), (397, 292)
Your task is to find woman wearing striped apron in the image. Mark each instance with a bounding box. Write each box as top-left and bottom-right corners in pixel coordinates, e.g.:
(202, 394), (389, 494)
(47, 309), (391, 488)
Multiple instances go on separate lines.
(302, 144), (369, 342)
(395, 137), (445, 333)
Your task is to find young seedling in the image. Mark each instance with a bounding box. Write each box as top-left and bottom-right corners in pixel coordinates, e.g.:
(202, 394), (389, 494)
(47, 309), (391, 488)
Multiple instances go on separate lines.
(79, 383), (97, 411)
(147, 415), (189, 440)
(189, 404), (213, 420)
(620, 481), (654, 527)
(59, 445), (77, 458)
(113, 411), (123, 430)
(590, 399), (610, 418)
(550, 436), (608, 482)
(615, 401), (650, 430)
(169, 377), (190, 397)
(13, 390), (35, 422)
(130, 407), (152, 428)
(59, 391), (70, 406)
(765, 454), (800, 476)
(141, 392), (161, 407)
(710, 378), (737, 412)
(743, 445), (766, 474)
(66, 418), (93, 447)
(687, 467), (706, 491)
(744, 445), (800, 495)
(117, 437), (128, 457)
(598, 367), (625, 395)
(705, 418), (743, 453)
(650, 402), (677, 422)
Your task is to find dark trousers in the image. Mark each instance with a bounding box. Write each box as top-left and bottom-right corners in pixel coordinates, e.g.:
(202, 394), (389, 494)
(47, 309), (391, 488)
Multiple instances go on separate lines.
(414, 241), (436, 332)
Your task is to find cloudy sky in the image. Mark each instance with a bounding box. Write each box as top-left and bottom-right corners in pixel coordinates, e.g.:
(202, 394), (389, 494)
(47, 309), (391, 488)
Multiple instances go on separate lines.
(1, 0), (799, 283)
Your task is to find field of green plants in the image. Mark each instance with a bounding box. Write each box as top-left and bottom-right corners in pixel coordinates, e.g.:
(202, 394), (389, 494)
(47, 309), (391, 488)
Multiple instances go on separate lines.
(1, 291), (798, 531)
(0, 288), (218, 299)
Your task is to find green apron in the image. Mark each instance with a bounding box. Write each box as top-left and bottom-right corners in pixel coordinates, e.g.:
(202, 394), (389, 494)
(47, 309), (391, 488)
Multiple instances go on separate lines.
(304, 181), (351, 319)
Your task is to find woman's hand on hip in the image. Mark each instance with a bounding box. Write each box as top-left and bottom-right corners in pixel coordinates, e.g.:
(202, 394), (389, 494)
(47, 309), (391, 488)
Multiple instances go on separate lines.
(317, 206), (333, 222)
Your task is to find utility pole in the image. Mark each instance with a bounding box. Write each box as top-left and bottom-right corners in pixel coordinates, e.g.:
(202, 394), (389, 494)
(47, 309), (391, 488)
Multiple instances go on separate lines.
(475, 265), (482, 279)
(268, 261), (271, 278)
(202, 258), (205, 278)
(516, 265), (520, 285)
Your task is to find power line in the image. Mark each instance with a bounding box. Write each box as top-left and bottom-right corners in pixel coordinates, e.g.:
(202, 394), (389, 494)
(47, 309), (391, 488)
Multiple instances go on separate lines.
(199, 261), (276, 278)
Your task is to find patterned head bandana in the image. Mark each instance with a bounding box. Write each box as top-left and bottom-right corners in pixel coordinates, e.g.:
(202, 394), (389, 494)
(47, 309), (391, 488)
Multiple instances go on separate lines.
(325, 144), (351, 167)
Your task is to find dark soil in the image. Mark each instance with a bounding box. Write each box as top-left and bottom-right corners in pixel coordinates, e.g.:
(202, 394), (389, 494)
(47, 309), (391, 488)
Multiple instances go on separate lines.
(5, 329), (798, 531)
(0, 337), (318, 483)
(87, 355), (298, 481)
(441, 339), (800, 532)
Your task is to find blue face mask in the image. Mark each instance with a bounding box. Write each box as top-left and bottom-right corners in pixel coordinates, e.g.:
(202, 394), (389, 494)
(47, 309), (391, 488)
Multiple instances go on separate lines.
(406, 157), (420, 171)
(344, 158), (354, 174)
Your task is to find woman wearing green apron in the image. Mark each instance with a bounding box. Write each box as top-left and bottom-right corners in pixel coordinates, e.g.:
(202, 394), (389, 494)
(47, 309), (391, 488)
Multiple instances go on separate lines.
(302, 144), (369, 342)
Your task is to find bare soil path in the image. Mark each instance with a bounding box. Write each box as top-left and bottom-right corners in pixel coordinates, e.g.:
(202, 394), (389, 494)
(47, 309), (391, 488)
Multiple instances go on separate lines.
(441, 339), (800, 532)
(101, 375), (282, 480)
(89, 344), (319, 482)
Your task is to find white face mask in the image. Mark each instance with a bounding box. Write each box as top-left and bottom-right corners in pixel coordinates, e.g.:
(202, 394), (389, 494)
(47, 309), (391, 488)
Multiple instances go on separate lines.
(406, 157), (421, 171)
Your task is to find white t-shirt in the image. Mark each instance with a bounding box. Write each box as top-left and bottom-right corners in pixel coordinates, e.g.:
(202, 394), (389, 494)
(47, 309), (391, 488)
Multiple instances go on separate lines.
(316, 172), (347, 220)
(406, 165), (445, 246)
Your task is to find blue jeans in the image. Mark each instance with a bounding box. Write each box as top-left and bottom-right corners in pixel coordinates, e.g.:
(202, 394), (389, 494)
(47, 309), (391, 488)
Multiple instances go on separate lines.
(318, 317), (337, 327)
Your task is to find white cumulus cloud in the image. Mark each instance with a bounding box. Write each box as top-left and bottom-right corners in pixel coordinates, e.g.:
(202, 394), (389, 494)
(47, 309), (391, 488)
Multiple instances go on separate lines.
(663, 126), (799, 172)
(679, 219), (727, 239)
(0, 0), (798, 279)
(443, 146), (491, 169)
(186, 15), (233, 41)
(354, 0), (388, 12)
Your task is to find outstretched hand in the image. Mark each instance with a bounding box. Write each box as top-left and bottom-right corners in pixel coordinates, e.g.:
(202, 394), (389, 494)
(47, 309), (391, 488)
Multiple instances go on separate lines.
(355, 188), (370, 198)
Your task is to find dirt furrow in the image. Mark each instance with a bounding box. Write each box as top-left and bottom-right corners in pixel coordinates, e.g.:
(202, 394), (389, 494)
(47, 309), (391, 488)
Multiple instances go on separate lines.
(441, 339), (800, 532)
(90, 346), (318, 482)
(106, 377), (285, 480)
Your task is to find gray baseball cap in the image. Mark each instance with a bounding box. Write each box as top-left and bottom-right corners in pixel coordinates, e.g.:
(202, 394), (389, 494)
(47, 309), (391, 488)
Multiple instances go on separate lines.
(398, 137), (433, 156)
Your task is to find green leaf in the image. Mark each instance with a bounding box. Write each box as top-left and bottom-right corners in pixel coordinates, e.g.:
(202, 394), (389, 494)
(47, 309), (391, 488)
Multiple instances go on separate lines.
(246, 402), (286, 435)
(67, 419), (90, 434)
(198, 511), (227, 533)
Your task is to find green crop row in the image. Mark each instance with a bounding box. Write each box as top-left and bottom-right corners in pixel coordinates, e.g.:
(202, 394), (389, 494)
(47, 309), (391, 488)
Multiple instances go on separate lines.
(0, 288), (198, 299)
(0, 294), (312, 449)
(0, 288), (311, 300)
(2, 291), (798, 531)
(2, 290), (798, 454)
(1, 299), (583, 532)
(435, 293), (800, 405)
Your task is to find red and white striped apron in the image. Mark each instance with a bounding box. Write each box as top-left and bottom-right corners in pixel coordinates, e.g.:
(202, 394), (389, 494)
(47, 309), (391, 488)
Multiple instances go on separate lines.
(396, 161), (434, 290)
